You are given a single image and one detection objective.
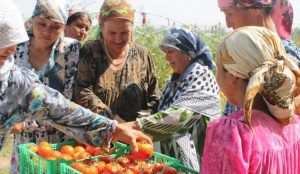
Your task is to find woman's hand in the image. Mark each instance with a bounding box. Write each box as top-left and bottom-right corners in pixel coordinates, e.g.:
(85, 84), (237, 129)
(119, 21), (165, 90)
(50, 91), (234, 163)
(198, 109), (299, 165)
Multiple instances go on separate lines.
(113, 123), (152, 151)
(10, 122), (24, 134)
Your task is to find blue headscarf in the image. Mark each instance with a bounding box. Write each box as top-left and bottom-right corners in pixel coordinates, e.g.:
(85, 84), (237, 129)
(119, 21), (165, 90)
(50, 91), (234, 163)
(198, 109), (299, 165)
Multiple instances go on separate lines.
(160, 27), (215, 69)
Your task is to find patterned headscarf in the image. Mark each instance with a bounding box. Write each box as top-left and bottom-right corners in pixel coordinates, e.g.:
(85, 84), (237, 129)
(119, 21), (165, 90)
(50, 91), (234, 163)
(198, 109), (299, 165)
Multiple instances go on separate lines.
(32, 0), (68, 24)
(160, 27), (216, 70)
(0, 0), (29, 95)
(99, 0), (135, 25)
(218, 26), (300, 125)
(218, 0), (293, 40)
(26, 0), (68, 53)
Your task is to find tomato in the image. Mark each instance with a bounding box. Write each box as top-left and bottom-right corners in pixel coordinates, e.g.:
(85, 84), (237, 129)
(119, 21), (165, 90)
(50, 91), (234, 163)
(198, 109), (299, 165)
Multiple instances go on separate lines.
(116, 156), (130, 166)
(85, 145), (96, 155)
(60, 145), (75, 155)
(103, 162), (123, 174)
(37, 144), (53, 158)
(28, 145), (38, 153)
(99, 155), (114, 163)
(84, 166), (99, 174)
(93, 161), (106, 173)
(131, 141), (154, 160)
(92, 147), (102, 156)
(38, 141), (51, 148)
(71, 162), (85, 172)
(116, 169), (134, 174)
(74, 146), (86, 153)
(152, 163), (166, 173)
(60, 153), (73, 160)
(163, 166), (177, 174)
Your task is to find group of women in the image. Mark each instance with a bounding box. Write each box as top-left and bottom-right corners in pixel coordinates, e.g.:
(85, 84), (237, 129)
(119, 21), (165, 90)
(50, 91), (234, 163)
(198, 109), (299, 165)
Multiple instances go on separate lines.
(1, 0), (300, 173)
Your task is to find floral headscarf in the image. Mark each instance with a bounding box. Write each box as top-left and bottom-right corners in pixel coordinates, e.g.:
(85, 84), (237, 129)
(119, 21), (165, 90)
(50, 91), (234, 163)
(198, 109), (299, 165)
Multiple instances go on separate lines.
(99, 0), (135, 25)
(218, 0), (293, 40)
(160, 27), (215, 70)
(218, 26), (300, 125)
(0, 0), (29, 95)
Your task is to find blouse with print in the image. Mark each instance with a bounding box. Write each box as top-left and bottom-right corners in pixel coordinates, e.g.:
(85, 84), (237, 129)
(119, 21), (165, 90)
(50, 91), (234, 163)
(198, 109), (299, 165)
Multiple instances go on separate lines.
(10, 37), (80, 173)
(74, 39), (160, 121)
(0, 64), (116, 151)
(137, 61), (221, 170)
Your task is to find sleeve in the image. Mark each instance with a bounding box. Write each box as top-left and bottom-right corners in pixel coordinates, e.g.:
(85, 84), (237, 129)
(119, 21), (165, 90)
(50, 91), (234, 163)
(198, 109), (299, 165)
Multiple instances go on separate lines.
(28, 83), (116, 147)
(73, 44), (111, 115)
(137, 107), (198, 141)
(145, 51), (160, 111)
(200, 117), (253, 174)
(62, 41), (80, 99)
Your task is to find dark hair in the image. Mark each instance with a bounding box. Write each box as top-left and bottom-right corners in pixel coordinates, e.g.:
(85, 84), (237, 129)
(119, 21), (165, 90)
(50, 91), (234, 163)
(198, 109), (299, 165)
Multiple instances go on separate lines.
(66, 12), (91, 25)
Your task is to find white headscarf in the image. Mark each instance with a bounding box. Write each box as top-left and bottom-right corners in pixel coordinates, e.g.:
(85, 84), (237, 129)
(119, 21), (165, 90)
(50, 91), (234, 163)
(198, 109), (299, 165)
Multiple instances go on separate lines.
(0, 0), (29, 94)
(218, 26), (300, 125)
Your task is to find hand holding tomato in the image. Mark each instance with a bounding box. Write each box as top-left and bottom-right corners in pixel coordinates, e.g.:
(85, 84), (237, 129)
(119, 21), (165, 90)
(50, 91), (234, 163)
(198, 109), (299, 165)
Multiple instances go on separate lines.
(113, 123), (153, 152)
(131, 141), (154, 160)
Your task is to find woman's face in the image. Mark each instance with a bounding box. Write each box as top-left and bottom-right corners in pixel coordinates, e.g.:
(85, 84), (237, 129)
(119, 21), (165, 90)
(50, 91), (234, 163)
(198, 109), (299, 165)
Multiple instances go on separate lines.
(65, 16), (91, 42)
(163, 47), (191, 74)
(221, 7), (251, 29)
(0, 45), (16, 66)
(101, 19), (132, 52)
(32, 16), (64, 48)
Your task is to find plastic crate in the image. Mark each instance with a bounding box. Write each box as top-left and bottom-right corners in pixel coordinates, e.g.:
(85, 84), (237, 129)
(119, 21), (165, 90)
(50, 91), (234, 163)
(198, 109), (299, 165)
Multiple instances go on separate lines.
(60, 142), (199, 174)
(19, 140), (78, 174)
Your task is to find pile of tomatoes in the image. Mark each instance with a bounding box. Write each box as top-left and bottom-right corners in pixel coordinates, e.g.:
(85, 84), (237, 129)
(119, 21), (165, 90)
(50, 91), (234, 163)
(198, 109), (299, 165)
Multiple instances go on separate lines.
(69, 141), (186, 174)
(27, 141), (107, 160)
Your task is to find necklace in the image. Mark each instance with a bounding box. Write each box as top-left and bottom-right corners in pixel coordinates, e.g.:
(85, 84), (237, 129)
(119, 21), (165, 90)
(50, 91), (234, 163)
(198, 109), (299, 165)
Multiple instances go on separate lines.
(103, 41), (129, 67)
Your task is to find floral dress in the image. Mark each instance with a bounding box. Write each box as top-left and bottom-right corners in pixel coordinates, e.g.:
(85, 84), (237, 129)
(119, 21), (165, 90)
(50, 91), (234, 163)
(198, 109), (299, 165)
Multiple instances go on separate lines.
(74, 40), (160, 121)
(0, 63), (115, 153)
(11, 37), (80, 173)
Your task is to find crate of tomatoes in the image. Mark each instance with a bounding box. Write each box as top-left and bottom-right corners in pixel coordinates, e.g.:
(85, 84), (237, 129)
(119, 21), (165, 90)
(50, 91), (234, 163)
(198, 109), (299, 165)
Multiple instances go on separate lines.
(19, 140), (115, 174)
(60, 141), (199, 174)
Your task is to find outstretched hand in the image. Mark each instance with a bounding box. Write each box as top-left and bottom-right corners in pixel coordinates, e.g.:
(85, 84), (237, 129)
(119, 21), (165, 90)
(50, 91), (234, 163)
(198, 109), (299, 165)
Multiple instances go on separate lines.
(112, 123), (152, 151)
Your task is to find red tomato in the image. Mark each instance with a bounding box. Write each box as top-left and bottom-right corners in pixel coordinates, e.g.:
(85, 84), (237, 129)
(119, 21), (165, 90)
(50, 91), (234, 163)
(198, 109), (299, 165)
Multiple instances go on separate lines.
(116, 156), (130, 166)
(60, 145), (75, 155)
(152, 163), (166, 173)
(99, 155), (115, 163)
(103, 162), (123, 174)
(131, 141), (154, 160)
(37, 144), (53, 158)
(60, 153), (73, 160)
(163, 166), (177, 174)
(74, 146), (86, 153)
(93, 161), (106, 173)
(116, 169), (135, 174)
(71, 162), (85, 172)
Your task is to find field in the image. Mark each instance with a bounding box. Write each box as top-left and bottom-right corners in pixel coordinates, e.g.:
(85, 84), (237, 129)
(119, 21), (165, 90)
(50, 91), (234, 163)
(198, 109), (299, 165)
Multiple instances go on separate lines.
(1, 25), (299, 173)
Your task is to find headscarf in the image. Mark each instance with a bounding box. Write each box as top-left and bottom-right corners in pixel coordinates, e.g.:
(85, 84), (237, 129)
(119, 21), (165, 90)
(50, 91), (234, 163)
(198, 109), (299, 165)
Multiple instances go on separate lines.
(218, 26), (300, 125)
(99, 0), (135, 25)
(25, 0), (68, 54)
(0, 0), (29, 95)
(160, 27), (216, 70)
(218, 0), (293, 40)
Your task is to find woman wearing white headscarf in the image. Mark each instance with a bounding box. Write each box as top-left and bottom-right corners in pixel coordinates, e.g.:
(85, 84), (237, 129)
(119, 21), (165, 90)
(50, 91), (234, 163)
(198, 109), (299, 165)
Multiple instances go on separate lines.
(201, 26), (300, 173)
(0, 1), (151, 173)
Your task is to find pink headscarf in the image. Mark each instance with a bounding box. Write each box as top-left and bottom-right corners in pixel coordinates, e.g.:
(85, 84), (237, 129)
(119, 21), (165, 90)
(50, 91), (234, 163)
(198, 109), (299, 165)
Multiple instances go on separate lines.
(218, 0), (293, 40)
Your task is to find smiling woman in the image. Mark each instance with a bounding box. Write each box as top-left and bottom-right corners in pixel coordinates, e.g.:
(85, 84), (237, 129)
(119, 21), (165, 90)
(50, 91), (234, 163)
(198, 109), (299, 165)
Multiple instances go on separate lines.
(73, 0), (160, 122)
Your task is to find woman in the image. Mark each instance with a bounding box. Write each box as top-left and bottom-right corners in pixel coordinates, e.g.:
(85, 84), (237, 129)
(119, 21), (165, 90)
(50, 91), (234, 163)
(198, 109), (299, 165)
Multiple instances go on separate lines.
(74, 0), (160, 122)
(11, 0), (81, 172)
(201, 26), (300, 173)
(0, 0), (150, 159)
(127, 28), (220, 170)
(65, 7), (91, 42)
(218, 0), (300, 116)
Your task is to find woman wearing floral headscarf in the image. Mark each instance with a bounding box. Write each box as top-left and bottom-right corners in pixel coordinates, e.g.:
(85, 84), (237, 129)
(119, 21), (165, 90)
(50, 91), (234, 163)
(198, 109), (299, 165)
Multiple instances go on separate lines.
(0, 1), (151, 173)
(10, 0), (81, 172)
(125, 28), (220, 170)
(74, 0), (160, 122)
(201, 26), (300, 173)
(217, 0), (300, 116)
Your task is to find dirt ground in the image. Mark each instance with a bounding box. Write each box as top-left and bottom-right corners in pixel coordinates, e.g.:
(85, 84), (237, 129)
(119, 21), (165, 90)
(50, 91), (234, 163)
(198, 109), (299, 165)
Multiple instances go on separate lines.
(0, 135), (13, 174)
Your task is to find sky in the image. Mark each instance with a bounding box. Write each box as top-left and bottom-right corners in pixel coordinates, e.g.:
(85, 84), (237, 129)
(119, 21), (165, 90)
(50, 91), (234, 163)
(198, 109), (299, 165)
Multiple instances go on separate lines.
(13, 0), (300, 28)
